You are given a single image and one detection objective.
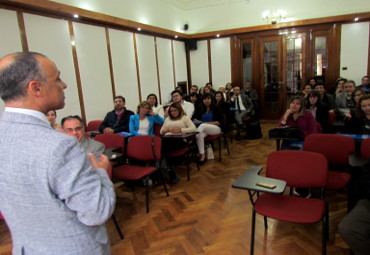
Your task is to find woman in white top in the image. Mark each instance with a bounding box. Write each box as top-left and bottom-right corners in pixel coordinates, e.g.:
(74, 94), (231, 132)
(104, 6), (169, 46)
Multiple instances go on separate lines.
(160, 102), (196, 153)
(147, 93), (164, 118)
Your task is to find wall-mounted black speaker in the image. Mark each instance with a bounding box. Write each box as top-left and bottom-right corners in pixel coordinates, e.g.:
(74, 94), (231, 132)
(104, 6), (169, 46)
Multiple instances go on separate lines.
(184, 24), (189, 31)
(185, 39), (197, 51)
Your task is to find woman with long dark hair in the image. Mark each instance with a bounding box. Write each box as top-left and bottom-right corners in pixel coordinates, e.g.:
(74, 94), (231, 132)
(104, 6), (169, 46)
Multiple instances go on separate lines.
(346, 94), (370, 134)
(305, 90), (330, 133)
(193, 93), (223, 164)
(147, 93), (164, 117)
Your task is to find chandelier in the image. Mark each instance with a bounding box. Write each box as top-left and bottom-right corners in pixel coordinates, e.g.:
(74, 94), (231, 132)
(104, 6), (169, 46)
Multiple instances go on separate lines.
(262, 9), (287, 24)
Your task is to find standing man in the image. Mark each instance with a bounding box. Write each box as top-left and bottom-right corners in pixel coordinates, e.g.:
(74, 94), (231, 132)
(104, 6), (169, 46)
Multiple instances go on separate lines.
(229, 86), (254, 140)
(0, 52), (115, 254)
(62, 115), (105, 158)
(99, 95), (134, 134)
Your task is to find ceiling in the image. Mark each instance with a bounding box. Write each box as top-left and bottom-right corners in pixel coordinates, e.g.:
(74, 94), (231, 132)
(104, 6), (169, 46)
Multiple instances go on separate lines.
(160, 0), (248, 11)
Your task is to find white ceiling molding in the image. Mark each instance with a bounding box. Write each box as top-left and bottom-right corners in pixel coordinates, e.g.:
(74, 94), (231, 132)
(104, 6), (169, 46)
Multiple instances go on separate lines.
(160, 0), (246, 11)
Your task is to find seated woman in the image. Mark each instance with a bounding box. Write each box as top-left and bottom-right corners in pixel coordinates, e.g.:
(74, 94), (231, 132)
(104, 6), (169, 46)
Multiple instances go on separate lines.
(147, 93), (164, 118)
(279, 95), (318, 139)
(129, 101), (164, 136)
(305, 90), (330, 133)
(346, 88), (366, 119)
(214, 91), (231, 131)
(160, 102), (196, 152)
(46, 110), (62, 131)
(346, 94), (370, 134)
(300, 84), (313, 98)
(193, 93), (224, 164)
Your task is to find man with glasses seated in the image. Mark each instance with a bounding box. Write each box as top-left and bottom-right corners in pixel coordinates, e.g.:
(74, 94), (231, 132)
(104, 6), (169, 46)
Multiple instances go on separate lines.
(62, 115), (104, 158)
(99, 96), (134, 134)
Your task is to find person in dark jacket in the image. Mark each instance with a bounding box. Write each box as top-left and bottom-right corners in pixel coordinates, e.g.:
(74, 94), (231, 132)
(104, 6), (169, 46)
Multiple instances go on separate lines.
(305, 90), (330, 133)
(99, 96), (134, 133)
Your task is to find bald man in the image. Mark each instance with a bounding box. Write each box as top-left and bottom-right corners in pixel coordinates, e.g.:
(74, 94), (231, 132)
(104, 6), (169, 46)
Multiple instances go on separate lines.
(0, 52), (115, 254)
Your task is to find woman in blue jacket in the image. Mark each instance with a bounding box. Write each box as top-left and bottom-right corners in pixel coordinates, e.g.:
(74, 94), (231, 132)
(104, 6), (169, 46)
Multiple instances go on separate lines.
(129, 101), (164, 136)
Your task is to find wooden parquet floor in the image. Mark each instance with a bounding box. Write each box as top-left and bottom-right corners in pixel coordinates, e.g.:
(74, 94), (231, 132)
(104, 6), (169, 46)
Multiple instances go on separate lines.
(0, 120), (350, 255)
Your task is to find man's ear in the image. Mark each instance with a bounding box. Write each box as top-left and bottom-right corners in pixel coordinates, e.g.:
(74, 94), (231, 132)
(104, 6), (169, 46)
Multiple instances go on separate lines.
(28, 80), (45, 97)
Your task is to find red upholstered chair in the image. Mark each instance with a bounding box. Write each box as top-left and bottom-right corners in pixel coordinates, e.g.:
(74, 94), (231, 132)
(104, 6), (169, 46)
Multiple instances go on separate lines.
(328, 111), (336, 126)
(112, 136), (169, 213)
(360, 138), (370, 159)
(0, 211), (4, 220)
(250, 151), (328, 255)
(86, 120), (103, 132)
(153, 123), (162, 137)
(94, 134), (125, 154)
(316, 122), (322, 133)
(303, 134), (355, 190)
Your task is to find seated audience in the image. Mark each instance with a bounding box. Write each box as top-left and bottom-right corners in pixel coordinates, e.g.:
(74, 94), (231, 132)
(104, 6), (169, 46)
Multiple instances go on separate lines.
(279, 95), (318, 139)
(358, 75), (370, 94)
(147, 93), (164, 117)
(217, 86), (227, 100)
(336, 80), (356, 118)
(305, 91), (330, 133)
(300, 84), (313, 98)
(185, 85), (199, 102)
(46, 110), (62, 131)
(242, 81), (259, 115)
(189, 92), (201, 108)
(330, 77), (347, 96)
(345, 94), (370, 134)
(339, 159), (370, 255)
(229, 86), (254, 140)
(307, 77), (316, 87)
(62, 115), (105, 158)
(214, 91), (231, 124)
(314, 83), (337, 112)
(204, 86), (212, 94)
(199, 87), (205, 97)
(225, 82), (234, 101)
(167, 90), (195, 118)
(99, 96), (134, 134)
(205, 82), (216, 94)
(160, 102), (196, 152)
(193, 93), (223, 164)
(129, 101), (164, 136)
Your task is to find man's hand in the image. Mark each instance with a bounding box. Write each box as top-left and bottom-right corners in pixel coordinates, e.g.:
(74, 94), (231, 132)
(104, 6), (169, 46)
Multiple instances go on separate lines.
(88, 153), (109, 172)
(103, 127), (114, 134)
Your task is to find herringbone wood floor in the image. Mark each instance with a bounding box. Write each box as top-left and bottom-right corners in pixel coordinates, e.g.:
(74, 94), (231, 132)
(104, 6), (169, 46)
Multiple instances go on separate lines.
(0, 120), (350, 255)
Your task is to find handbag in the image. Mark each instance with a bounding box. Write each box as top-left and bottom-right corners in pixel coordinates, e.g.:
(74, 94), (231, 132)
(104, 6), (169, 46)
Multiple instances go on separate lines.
(206, 144), (215, 160)
(268, 126), (301, 139)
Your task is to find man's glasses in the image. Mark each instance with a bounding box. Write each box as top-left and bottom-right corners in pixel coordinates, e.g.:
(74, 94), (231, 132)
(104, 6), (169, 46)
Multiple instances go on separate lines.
(64, 126), (83, 133)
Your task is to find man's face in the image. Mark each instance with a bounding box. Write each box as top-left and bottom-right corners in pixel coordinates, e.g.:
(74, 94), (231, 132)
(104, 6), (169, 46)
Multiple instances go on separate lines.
(362, 77), (369, 86)
(245, 82), (252, 90)
(39, 57), (67, 111)
(233, 87), (240, 96)
(114, 98), (125, 111)
(314, 85), (325, 95)
(62, 118), (85, 142)
(172, 92), (182, 103)
(343, 82), (355, 95)
(190, 86), (198, 94)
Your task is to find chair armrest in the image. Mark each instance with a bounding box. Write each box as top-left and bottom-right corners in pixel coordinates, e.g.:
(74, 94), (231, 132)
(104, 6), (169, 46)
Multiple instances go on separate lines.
(232, 166), (286, 194)
(349, 152), (367, 167)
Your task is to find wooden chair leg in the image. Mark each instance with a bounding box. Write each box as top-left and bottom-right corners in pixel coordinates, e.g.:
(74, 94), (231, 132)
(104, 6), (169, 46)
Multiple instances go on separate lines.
(218, 136), (222, 162)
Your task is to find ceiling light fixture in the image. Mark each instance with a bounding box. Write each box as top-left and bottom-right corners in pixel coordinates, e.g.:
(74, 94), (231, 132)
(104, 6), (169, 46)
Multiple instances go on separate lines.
(262, 9), (286, 24)
(354, 17), (359, 22)
(174, 35), (178, 38)
(216, 34), (220, 38)
(73, 14), (79, 18)
(137, 28), (141, 31)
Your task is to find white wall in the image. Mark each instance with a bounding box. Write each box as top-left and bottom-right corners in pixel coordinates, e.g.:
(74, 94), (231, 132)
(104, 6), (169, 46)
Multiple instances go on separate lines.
(51, 0), (370, 33)
(156, 37), (175, 104)
(136, 34), (159, 104)
(108, 29), (139, 112)
(210, 38), (231, 89)
(73, 22), (113, 122)
(24, 13), (81, 120)
(340, 21), (370, 84)
(190, 40), (209, 87)
(0, 9), (23, 113)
